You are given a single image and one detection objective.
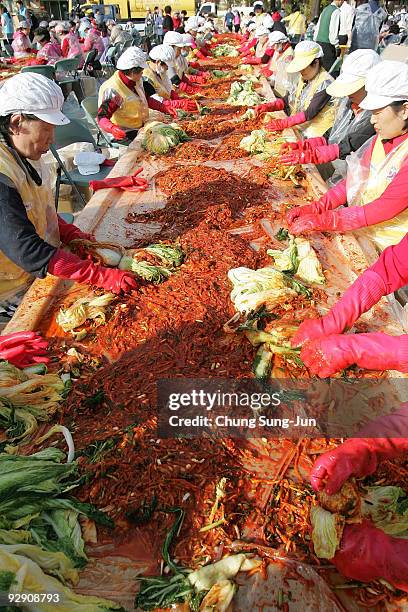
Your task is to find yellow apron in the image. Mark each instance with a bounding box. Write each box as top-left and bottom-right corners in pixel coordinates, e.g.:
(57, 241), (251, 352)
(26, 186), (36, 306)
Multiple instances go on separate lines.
(290, 68), (335, 137)
(143, 64), (173, 100)
(98, 71), (149, 130)
(347, 135), (408, 251)
(0, 143), (60, 301)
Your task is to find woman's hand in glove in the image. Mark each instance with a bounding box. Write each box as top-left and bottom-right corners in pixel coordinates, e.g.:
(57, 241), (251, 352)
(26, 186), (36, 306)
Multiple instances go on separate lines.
(280, 144), (340, 166)
(47, 249), (139, 294)
(332, 520), (408, 592)
(300, 332), (408, 378)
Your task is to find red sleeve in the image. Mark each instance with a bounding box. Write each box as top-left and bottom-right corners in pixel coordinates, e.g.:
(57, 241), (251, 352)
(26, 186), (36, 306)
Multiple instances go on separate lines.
(97, 91), (121, 122)
(362, 161), (408, 226)
(370, 234), (408, 294)
(61, 38), (68, 57)
(147, 96), (168, 113)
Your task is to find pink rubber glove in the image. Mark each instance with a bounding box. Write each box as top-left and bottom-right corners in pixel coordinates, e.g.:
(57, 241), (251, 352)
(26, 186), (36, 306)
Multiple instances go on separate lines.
(47, 249), (138, 294)
(0, 331), (49, 367)
(280, 144), (340, 166)
(288, 207), (366, 235)
(286, 182), (347, 225)
(301, 332), (408, 377)
(254, 99), (285, 115)
(291, 270), (387, 346)
(266, 112), (306, 131)
(311, 405), (408, 494)
(178, 81), (200, 95)
(243, 56), (262, 64)
(58, 218), (93, 245)
(333, 520), (408, 592)
(163, 98), (198, 111)
(239, 38), (257, 54)
(280, 137), (327, 153)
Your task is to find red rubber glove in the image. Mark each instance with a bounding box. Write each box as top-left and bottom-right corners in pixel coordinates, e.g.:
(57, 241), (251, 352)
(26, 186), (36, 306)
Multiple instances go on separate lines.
(238, 38), (257, 54)
(0, 331), (49, 367)
(243, 56), (262, 64)
(163, 98), (198, 111)
(288, 207), (366, 235)
(58, 218), (93, 245)
(266, 112), (306, 131)
(47, 249), (138, 294)
(333, 520), (408, 592)
(291, 270), (387, 346)
(311, 404), (408, 494)
(192, 48), (207, 60)
(146, 95), (176, 118)
(254, 99), (285, 116)
(281, 144), (340, 166)
(280, 137), (327, 153)
(260, 66), (273, 77)
(301, 332), (408, 377)
(189, 61), (200, 69)
(97, 117), (127, 141)
(288, 181), (347, 227)
(89, 169), (148, 193)
(188, 74), (207, 84)
(178, 81), (200, 95)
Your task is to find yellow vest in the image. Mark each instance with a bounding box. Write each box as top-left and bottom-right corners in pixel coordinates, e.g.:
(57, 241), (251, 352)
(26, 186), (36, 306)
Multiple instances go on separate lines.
(143, 64), (172, 100)
(348, 135), (408, 251)
(0, 142), (59, 301)
(290, 68), (335, 137)
(98, 71), (149, 130)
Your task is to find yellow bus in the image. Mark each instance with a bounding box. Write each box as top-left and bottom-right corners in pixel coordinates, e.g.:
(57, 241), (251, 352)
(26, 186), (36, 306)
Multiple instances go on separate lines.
(70, 0), (198, 21)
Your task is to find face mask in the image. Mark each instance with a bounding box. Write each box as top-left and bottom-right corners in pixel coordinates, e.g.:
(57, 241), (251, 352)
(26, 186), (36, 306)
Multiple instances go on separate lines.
(181, 50), (189, 57)
(156, 63), (166, 75)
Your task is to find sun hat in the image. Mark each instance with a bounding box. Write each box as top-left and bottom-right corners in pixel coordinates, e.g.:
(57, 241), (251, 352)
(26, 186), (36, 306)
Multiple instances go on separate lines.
(163, 30), (185, 46)
(286, 41), (323, 73)
(268, 30), (288, 44)
(360, 60), (408, 110)
(255, 25), (269, 37)
(116, 46), (148, 70)
(0, 73), (69, 126)
(326, 49), (381, 97)
(149, 43), (176, 63)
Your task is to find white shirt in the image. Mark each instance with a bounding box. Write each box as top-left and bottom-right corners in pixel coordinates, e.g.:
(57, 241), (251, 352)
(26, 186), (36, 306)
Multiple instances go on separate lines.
(339, 1), (355, 38)
(314, 2), (341, 46)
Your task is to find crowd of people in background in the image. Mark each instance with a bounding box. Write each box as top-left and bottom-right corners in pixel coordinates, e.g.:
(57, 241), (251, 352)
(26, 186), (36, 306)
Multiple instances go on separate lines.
(1, 0), (407, 73)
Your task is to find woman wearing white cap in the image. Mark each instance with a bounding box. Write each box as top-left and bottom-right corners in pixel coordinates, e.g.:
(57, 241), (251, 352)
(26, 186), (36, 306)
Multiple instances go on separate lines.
(57, 21), (84, 67)
(281, 49), (379, 178)
(179, 33), (210, 83)
(241, 25), (271, 64)
(238, 22), (257, 55)
(0, 73), (138, 320)
(163, 30), (201, 95)
(143, 44), (197, 114)
(260, 30), (293, 85)
(266, 40), (335, 138)
(287, 60), (408, 255)
(97, 47), (176, 142)
(184, 16), (211, 59)
(11, 20), (32, 58)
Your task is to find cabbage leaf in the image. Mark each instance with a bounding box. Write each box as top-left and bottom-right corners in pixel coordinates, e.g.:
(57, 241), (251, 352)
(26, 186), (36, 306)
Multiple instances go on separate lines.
(311, 505), (344, 559)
